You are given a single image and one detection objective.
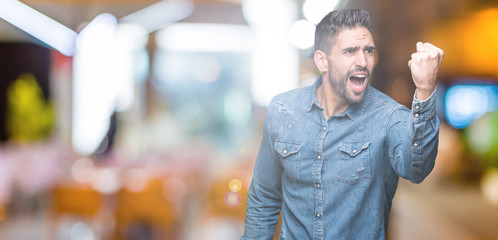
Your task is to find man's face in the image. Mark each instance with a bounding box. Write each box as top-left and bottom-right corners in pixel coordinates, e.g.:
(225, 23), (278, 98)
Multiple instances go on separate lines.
(326, 26), (375, 104)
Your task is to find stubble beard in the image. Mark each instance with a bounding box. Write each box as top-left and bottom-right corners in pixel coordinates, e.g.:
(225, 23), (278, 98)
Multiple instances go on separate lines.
(327, 66), (370, 105)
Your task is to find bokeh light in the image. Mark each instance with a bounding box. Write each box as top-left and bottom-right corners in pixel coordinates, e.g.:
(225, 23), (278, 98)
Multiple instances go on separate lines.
(465, 111), (498, 166)
(445, 84), (498, 129)
(303, 0), (340, 24)
(91, 168), (120, 194)
(70, 222), (95, 240)
(224, 191), (241, 208)
(71, 157), (96, 184)
(2, 1), (498, 239)
(228, 179), (242, 193)
(289, 20), (316, 49)
(122, 168), (148, 193)
(481, 168), (498, 207)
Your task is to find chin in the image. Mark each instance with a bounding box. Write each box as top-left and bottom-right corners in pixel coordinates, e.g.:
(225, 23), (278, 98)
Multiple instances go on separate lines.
(347, 92), (366, 104)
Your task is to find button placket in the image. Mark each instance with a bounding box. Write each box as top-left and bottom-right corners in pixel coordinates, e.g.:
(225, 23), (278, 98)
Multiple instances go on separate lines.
(413, 105), (420, 119)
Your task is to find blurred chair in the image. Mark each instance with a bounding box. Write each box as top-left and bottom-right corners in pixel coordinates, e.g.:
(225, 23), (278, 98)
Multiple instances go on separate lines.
(196, 170), (281, 240)
(49, 184), (103, 239)
(51, 185), (101, 217)
(113, 178), (176, 240)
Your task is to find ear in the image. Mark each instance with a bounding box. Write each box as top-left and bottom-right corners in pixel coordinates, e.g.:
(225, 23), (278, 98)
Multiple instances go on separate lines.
(314, 50), (328, 73)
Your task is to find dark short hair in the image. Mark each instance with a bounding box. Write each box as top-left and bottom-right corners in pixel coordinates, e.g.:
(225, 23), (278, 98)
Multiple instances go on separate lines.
(314, 9), (372, 54)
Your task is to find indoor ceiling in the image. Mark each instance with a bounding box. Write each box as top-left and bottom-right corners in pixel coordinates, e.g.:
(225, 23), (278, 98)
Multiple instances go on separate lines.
(1, 0), (498, 80)
(0, 0), (245, 41)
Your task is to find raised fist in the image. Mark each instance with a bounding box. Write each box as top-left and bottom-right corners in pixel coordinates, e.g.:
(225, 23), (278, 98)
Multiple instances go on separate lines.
(408, 42), (444, 100)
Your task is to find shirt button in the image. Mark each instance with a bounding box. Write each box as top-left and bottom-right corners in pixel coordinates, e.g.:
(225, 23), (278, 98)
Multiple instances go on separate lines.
(323, 126), (327, 130)
(352, 149), (357, 154)
(415, 105), (420, 110)
(414, 113), (420, 118)
(316, 183), (321, 188)
(283, 150), (288, 154)
(413, 142), (418, 147)
(317, 155), (322, 159)
(316, 213), (321, 218)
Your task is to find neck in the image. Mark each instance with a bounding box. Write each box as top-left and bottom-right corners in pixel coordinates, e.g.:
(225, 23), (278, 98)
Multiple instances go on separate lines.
(317, 80), (350, 119)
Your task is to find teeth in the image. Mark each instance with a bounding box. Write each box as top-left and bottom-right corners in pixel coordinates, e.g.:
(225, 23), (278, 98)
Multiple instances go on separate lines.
(352, 74), (366, 78)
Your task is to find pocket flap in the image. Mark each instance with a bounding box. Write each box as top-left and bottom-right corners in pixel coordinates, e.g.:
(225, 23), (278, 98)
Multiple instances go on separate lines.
(340, 141), (371, 157)
(274, 141), (301, 157)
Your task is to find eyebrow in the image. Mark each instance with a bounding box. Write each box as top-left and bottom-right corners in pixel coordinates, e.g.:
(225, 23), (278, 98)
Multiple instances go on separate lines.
(342, 46), (360, 53)
(342, 45), (376, 53)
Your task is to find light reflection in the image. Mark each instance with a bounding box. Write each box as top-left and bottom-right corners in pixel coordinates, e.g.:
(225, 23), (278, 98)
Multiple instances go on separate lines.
(70, 222), (95, 240)
(72, 13), (118, 155)
(289, 20), (316, 49)
(0, 0), (77, 56)
(445, 84), (498, 129)
(120, 0), (194, 33)
(224, 191), (241, 207)
(91, 168), (120, 194)
(303, 0), (340, 24)
(242, 0), (299, 107)
(71, 157), (96, 184)
(156, 23), (253, 52)
(481, 168), (498, 207)
(228, 179), (242, 192)
(466, 112), (497, 155)
(122, 168), (148, 193)
(73, 14), (149, 155)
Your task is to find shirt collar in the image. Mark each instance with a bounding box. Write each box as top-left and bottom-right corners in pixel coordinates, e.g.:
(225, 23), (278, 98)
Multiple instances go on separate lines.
(308, 75), (323, 112)
(344, 85), (371, 122)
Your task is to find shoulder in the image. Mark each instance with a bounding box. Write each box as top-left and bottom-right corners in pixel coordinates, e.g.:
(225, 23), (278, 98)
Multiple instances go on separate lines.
(269, 85), (313, 114)
(366, 87), (412, 131)
(350, 86), (409, 130)
(365, 86), (407, 112)
(273, 85), (312, 103)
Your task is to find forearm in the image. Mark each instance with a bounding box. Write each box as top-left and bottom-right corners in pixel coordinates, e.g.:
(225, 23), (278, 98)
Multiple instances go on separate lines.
(243, 108), (283, 239)
(410, 90), (439, 182)
(387, 90), (439, 183)
(242, 182), (282, 239)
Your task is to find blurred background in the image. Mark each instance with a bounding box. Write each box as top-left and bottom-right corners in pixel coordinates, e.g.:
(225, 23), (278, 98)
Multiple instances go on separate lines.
(0, 0), (497, 239)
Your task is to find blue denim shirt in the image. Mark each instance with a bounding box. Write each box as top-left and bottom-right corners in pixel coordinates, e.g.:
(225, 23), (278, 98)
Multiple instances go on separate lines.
(242, 77), (439, 240)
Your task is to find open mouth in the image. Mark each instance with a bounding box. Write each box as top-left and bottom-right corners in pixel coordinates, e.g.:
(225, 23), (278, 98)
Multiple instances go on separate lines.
(349, 73), (368, 93)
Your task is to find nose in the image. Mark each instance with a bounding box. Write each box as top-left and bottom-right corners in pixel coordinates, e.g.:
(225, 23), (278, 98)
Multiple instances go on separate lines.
(355, 51), (368, 68)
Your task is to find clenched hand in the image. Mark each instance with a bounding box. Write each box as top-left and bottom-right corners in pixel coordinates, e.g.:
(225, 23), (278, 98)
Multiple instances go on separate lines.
(408, 42), (444, 100)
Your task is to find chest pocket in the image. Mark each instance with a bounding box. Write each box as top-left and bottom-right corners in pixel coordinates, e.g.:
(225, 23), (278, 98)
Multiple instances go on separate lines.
(338, 141), (371, 184)
(275, 140), (302, 181)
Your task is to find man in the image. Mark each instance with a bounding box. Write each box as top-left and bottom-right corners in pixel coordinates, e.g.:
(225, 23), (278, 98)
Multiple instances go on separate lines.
(242, 9), (443, 240)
